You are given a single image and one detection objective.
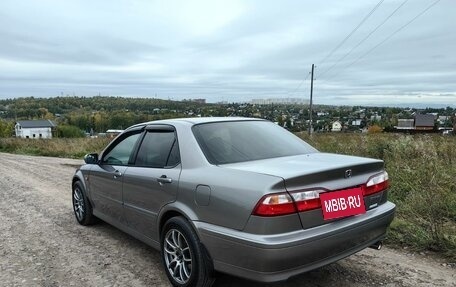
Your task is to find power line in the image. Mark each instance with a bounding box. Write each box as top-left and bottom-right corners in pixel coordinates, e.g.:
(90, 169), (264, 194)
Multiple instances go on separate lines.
(289, 70), (311, 96)
(290, 1), (384, 97)
(319, 0), (410, 80)
(325, 0), (441, 82)
(318, 0), (385, 67)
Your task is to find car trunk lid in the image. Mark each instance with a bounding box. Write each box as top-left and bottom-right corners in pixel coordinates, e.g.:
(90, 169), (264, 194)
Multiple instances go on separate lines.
(222, 153), (386, 230)
(222, 153), (383, 189)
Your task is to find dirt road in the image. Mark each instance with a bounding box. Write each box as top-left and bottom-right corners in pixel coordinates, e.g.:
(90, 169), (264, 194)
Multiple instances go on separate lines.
(0, 152), (454, 287)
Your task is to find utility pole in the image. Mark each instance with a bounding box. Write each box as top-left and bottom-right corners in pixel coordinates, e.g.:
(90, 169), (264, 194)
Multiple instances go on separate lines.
(309, 64), (315, 135)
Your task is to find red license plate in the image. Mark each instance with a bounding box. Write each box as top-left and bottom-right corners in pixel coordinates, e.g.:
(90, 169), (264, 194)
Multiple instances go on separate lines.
(320, 187), (366, 220)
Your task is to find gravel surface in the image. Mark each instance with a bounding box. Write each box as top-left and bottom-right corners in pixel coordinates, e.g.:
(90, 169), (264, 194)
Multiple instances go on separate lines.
(0, 152), (454, 287)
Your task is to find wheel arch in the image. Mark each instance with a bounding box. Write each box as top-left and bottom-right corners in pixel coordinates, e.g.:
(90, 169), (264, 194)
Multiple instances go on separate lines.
(72, 170), (92, 204)
(158, 204), (215, 272)
(72, 170), (85, 189)
(158, 203), (198, 236)
(72, 175), (81, 187)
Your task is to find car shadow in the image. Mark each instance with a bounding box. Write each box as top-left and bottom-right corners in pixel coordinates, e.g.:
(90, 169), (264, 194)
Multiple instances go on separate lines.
(214, 265), (340, 287)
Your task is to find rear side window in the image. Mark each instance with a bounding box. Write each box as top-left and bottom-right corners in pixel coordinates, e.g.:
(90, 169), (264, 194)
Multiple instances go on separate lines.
(135, 131), (180, 168)
(192, 121), (318, 165)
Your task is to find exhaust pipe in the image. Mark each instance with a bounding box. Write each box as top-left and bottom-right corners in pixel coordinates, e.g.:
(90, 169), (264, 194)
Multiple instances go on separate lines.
(369, 241), (382, 250)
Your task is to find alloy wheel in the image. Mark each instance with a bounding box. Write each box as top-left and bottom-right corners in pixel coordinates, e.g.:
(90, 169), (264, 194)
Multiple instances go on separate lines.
(163, 229), (193, 284)
(73, 187), (85, 222)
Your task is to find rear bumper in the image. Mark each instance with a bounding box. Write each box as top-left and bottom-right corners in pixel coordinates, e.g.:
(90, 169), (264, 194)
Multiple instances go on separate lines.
(194, 201), (396, 283)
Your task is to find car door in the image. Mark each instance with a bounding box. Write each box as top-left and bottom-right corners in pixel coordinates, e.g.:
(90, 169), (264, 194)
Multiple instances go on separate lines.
(89, 129), (142, 223)
(122, 125), (181, 242)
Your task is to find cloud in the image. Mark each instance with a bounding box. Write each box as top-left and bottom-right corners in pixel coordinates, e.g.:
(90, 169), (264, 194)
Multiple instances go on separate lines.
(0, 0), (454, 106)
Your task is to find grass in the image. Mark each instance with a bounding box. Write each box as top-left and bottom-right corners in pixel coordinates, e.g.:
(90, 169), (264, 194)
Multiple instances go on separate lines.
(1, 133), (455, 258)
(0, 138), (111, 159)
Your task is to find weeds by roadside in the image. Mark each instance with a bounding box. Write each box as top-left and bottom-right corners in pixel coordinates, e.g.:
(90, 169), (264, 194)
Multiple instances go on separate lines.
(0, 138), (110, 159)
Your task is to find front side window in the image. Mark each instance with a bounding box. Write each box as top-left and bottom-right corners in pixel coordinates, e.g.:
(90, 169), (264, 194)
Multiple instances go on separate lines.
(135, 131), (180, 168)
(192, 120), (318, 165)
(103, 132), (141, 165)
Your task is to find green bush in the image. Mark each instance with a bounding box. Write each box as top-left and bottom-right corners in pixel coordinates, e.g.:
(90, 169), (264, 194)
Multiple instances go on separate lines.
(56, 124), (85, 138)
(0, 119), (14, 137)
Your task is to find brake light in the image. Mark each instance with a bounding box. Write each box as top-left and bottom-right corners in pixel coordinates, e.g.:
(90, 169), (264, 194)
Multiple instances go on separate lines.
(252, 193), (296, 216)
(363, 171), (389, 196)
(290, 189), (324, 212)
(252, 189), (326, 216)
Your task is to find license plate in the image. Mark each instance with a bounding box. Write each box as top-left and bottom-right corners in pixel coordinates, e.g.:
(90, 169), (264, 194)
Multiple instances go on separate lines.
(320, 187), (366, 220)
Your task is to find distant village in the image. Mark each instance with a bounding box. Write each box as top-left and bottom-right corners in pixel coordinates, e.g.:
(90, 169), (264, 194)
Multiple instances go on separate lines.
(1, 97), (455, 139)
(212, 98), (455, 135)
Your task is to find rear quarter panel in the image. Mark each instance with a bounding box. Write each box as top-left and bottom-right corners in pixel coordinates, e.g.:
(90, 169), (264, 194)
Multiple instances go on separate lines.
(177, 167), (286, 230)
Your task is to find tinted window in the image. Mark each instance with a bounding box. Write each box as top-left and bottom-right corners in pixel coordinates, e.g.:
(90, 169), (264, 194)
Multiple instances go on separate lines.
(135, 131), (179, 168)
(192, 121), (318, 164)
(103, 133), (141, 165)
(166, 140), (180, 167)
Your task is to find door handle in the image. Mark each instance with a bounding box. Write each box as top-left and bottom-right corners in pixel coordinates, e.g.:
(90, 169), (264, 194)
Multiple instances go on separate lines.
(157, 175), (172, 185)
(113, 170), (122, 179)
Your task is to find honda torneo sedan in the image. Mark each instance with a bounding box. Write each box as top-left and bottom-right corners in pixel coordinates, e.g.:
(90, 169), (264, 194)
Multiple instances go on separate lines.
(72, 117), (395, 287)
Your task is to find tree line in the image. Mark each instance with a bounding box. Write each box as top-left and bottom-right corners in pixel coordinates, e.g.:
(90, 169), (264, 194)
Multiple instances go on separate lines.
(0, 96), (220, 137)
(0, 96), (454, 137)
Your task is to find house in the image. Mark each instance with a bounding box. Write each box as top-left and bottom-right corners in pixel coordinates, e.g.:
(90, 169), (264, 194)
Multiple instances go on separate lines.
(396, 119), (414, 130)
(15, 120), (56, 139)
(331, 121), (342, 132)
(438, 115), (450, 125)
(351, 119), (362, 126)
(371, 114), (382, 121)
(415, 114), (435, 131)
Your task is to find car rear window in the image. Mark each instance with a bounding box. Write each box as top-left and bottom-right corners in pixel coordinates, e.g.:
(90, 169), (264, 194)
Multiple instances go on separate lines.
(192, 120), (318, 165)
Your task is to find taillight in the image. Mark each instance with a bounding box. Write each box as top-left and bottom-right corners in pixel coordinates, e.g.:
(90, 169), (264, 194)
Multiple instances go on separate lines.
(252, 193), (296, 216)
(363, 171), (389, 196)
(290, 189), (324, 212)
(252, 189), (326, 216)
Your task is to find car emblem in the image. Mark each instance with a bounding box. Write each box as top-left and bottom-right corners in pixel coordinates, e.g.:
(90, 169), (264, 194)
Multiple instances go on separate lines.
(345, 169), (352, 178)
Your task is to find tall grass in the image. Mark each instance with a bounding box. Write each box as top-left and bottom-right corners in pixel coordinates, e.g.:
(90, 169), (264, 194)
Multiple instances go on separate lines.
(299, 132), (456, 258)
(0, 138), (110, 158)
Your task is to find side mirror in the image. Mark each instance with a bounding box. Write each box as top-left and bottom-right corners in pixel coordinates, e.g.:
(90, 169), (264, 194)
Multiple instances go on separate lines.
(84, 153), (99, 164)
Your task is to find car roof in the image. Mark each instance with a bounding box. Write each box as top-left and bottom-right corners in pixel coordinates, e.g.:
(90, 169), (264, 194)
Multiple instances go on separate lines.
(129, 117), (265, 129)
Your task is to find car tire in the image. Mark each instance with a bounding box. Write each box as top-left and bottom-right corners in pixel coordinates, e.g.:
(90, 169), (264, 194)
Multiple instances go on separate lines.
(161, 216), (215, 287)
(72, 181), (96, 226)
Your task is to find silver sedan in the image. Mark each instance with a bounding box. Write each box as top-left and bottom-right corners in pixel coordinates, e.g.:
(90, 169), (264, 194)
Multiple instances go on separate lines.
(72, 117), (395, 287)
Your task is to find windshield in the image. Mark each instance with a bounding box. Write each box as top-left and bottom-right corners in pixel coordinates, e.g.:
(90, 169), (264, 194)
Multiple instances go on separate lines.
(192, 120), (318, 165)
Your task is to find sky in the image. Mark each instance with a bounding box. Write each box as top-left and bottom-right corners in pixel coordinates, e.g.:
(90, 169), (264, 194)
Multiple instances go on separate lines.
(0, 0), (455, 107)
